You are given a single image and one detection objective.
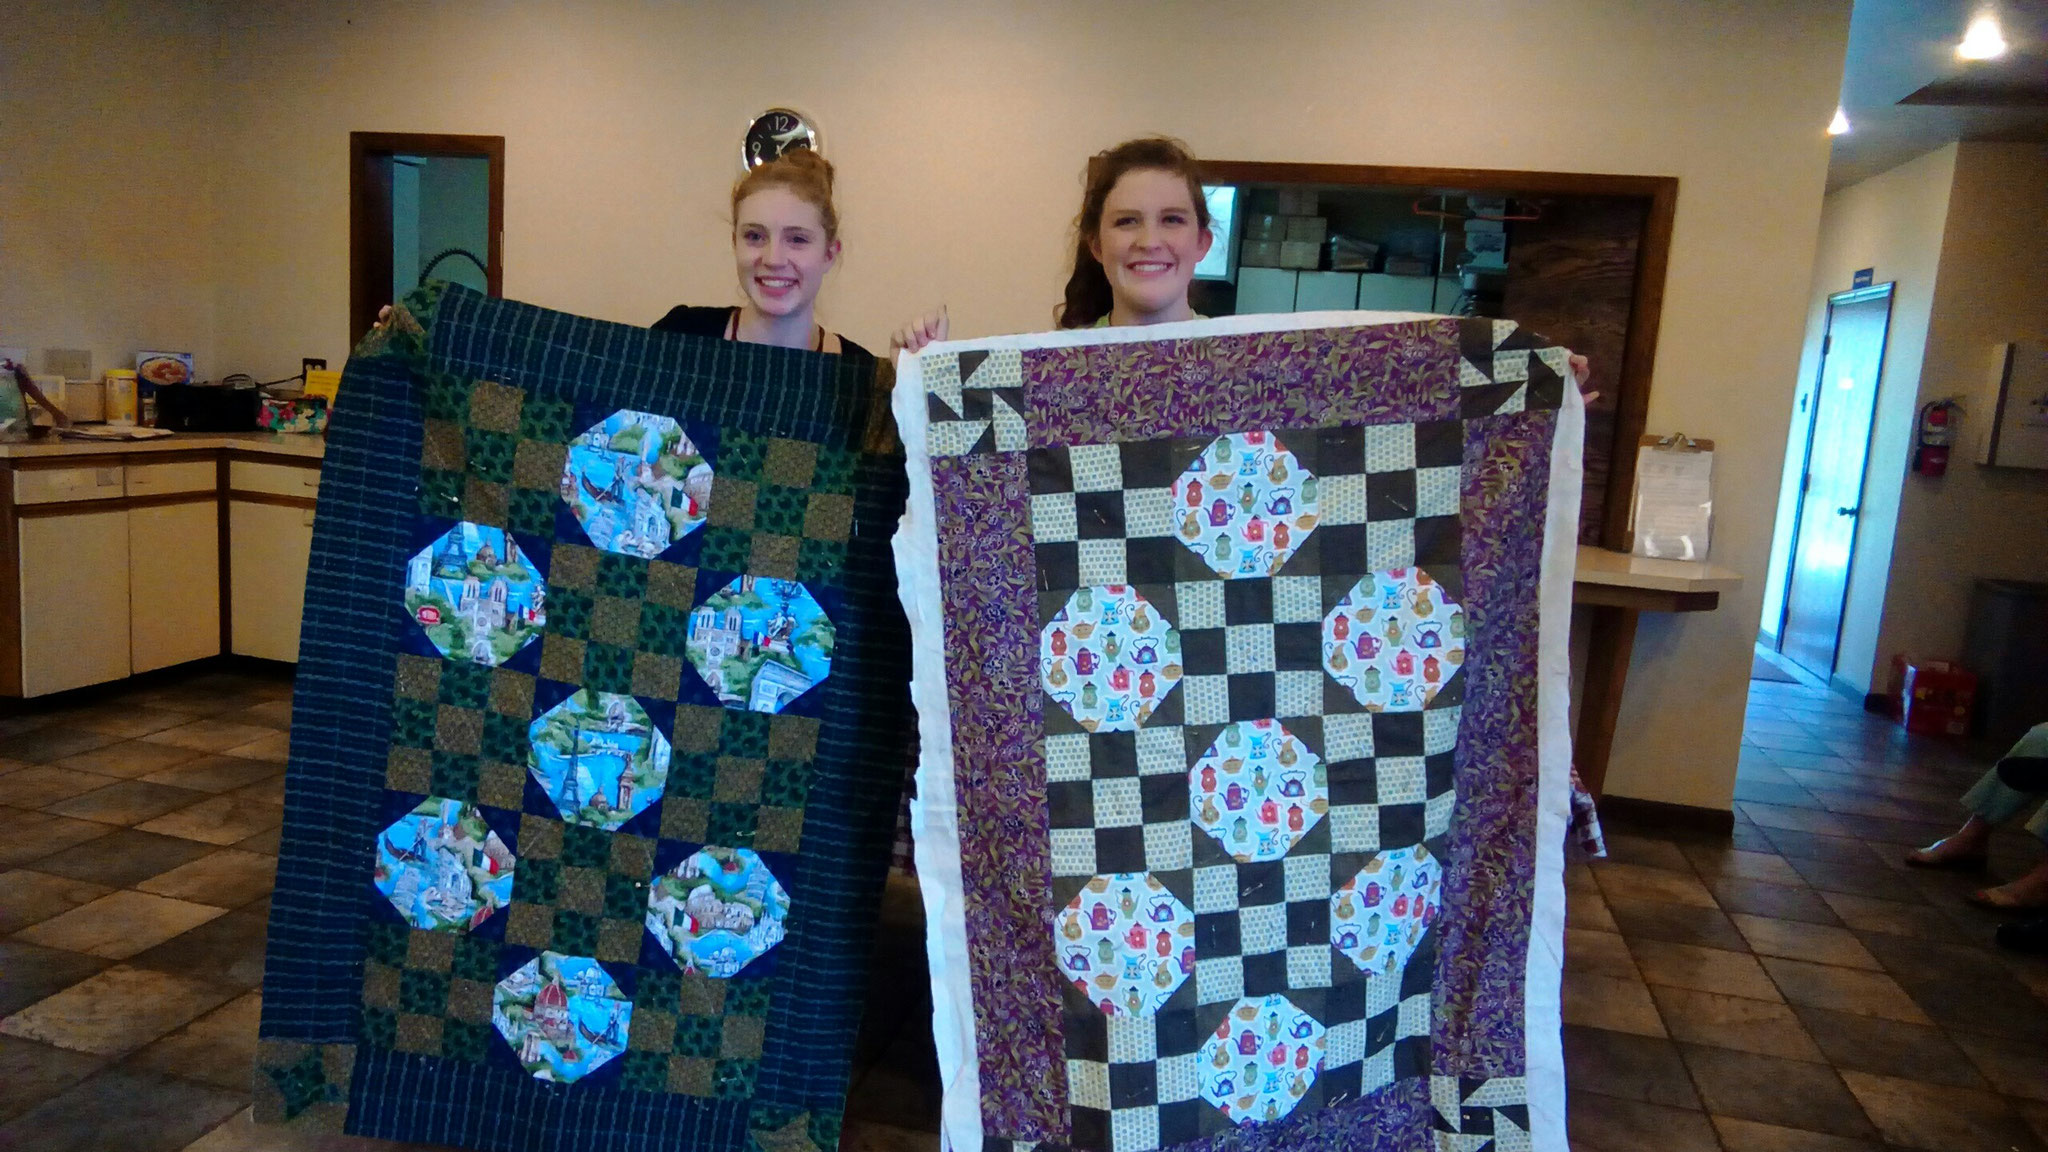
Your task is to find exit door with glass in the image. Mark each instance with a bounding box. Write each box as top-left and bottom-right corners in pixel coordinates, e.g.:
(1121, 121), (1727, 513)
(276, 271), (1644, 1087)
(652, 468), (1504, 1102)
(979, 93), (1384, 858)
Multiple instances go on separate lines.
(1777, 284), (1893, 678)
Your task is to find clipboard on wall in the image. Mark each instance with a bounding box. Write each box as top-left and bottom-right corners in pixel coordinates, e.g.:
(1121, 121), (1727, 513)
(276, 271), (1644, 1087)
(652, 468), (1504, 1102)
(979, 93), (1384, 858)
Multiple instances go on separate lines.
(1628, 432), (1714, 560)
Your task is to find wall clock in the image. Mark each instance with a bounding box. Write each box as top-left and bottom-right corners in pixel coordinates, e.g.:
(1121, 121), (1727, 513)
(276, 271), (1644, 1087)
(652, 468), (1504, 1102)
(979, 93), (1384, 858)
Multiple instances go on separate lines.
(742, 108), (819, 170)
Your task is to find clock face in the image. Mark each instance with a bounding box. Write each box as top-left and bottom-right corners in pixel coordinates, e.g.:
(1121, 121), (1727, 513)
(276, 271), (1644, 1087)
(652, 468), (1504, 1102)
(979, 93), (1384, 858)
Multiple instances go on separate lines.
(743, 108), (818, 170)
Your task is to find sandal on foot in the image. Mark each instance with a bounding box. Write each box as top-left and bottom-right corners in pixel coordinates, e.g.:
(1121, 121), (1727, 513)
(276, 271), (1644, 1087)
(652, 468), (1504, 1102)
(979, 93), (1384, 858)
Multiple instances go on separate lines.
(1904, 844), (1988, 871)
(1966, 886), (2048, 911)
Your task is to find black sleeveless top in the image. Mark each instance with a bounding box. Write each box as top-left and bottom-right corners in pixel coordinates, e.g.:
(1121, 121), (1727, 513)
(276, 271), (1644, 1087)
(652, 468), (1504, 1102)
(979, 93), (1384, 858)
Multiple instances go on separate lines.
(651, 305), (876, 368)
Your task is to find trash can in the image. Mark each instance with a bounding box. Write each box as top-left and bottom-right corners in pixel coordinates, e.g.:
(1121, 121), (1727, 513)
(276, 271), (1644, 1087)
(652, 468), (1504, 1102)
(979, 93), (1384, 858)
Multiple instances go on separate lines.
(1962, 579), (2048, 751)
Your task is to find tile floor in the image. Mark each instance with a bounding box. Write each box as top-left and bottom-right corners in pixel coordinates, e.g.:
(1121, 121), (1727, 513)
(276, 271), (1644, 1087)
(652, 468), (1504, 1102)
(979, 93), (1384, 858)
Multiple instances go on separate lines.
(0, 664), (2043, 1150)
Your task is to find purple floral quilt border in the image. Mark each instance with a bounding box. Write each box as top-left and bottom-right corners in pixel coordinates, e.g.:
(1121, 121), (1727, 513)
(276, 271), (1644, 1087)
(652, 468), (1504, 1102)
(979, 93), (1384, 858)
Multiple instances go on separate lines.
(933, 319), (1558, 1145)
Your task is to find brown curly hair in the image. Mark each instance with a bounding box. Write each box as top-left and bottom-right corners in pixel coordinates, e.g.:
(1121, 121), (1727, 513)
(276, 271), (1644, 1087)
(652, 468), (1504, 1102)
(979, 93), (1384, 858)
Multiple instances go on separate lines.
(1056, 137), (1210, 328)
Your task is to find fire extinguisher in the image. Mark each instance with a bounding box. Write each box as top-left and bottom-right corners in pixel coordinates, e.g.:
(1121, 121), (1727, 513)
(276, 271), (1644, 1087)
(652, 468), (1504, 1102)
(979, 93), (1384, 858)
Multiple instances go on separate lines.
(1913, 399), (1962, 477)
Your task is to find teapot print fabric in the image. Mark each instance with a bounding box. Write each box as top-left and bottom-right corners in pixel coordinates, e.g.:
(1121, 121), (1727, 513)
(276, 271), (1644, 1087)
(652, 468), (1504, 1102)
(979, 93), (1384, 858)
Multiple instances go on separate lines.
(898, 314), (1582, 1151)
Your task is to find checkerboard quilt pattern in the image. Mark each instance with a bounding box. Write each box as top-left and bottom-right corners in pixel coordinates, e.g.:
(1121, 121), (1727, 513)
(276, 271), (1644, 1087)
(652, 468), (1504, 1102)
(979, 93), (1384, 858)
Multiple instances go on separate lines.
(1030, 425), (1465, 1150)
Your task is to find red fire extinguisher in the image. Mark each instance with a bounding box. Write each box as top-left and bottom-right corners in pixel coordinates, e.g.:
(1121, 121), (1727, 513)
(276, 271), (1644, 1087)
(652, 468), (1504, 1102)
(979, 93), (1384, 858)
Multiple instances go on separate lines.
(1913, 400), (1961, 477)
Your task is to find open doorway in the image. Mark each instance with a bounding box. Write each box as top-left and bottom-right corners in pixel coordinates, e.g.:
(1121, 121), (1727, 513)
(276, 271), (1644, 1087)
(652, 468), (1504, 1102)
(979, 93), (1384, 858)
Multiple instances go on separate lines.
(349, 132), (504, 344)
(1772, 283), (1894, 679)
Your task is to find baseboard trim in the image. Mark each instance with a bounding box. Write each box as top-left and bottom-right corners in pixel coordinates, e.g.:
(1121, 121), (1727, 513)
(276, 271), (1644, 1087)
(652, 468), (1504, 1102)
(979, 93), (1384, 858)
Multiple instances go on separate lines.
(1596, 795), (1736, 836)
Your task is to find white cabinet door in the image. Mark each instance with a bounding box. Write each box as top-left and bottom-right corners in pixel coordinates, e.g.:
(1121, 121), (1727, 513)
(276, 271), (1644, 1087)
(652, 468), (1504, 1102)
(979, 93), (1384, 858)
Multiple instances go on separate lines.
(20, 511), (131, 696)
(230, 501), (314, 663)
(130, 501), (222, 674)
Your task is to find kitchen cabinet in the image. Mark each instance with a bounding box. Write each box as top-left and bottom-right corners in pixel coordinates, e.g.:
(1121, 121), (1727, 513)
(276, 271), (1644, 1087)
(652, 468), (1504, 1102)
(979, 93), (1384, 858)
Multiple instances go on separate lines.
(229, 501), (314, 663)
(0, 436), (325, 697)
(130, 501), (221, 673)
(19, 510), (131, 696)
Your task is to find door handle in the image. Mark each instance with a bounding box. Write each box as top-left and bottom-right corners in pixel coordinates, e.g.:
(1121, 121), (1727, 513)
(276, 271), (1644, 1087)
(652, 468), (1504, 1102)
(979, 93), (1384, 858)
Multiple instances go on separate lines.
(1836, 506), (1859, 516)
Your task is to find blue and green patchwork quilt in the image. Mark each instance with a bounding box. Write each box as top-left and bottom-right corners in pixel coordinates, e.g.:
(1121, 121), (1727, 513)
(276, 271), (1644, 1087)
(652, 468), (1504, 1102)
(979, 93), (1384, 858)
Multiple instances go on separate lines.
(256, 283), (910, 1152)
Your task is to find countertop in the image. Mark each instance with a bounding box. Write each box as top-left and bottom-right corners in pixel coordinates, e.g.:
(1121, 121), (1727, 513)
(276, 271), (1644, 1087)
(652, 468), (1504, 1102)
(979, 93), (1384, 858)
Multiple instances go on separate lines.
(1574, 545), (1743, 593)
(0, 431), (325, 461)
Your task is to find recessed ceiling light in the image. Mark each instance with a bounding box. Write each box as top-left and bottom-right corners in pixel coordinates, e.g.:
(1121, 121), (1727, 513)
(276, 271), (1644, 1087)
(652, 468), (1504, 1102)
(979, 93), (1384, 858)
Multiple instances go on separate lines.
(1957, 11), (2007, 60)
(1828, 107), (1851, 135)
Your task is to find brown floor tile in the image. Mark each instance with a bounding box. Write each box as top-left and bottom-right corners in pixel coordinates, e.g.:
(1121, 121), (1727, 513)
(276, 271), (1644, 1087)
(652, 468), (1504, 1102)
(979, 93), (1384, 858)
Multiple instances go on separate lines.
(1709, 1115), (1885, 1151)
(28, 828), (216, 887)
(1565, 928), (1639, 979)
(0, 939), (111, 1016)
(0, 765), (120, 809)
(1759, 827), (1883, 865)
(232, 824), (283, 855)
(1858, 932), (2013, 987)
(1607, 897), (1752, 950)
(125, 903), (270, 990)
(1709, 876), (1843, 926)
(1759, 957), (1932, 1024)
(0, 1034), (104, 1125)
(1838, 1070), (2045, 1151)
(1561, 970), (1667, 1037)
(221, 730), (290, 763)
(1740, 802), (1860, 838)
(1566, 886), (1621, 932)
(137, 754), (279, 794)
(14, 890), (227, 959)
(1736, 779), (1822, 808)
(1784, 855), (1916, 901)
(136, 795), (282, 845)
(65, 705), (200, 740)
(1900, 972), (2048, 1043)
(141, 719), (280, 755)
(0, 757), (34, 776)
(229, 774), (286, 805)
(1561, 1024), (1699, 1107)
(0, 869), (110, 933)
(44, 779), (209, 826)
(48, 740), (205, 780)
(1945, 1031), (2048, 1101)
(1649, 984), (1824, 1062)
(123, 989), (261, 1090)
(1567, 1092), (1721, 1152)
(1680, 1044), (1876, 1138)
(134, 848), (276, 908)
(1789, 1004), (1986, 1087)
(0, 964), (235, 1056)
(1729, 914), (1881, 970)
(1681, 845), (1806, 886)
(1630, 939), (1783, 1001)
(0, 810), (116, 867)
(1599, 832), (1698, 873)
(228, 699), (292, 730)
(1593, 862), (1718, 908)
(1816, 892), (1959, 939)
(0, 727), (124, 765)
(0, 1065), (245, 1152)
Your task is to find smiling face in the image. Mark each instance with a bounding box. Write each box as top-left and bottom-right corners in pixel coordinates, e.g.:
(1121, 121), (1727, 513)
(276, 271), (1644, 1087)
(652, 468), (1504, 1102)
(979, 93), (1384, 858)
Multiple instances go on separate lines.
(1088, 167), (1214, 324)
(732, 186), (839, 318)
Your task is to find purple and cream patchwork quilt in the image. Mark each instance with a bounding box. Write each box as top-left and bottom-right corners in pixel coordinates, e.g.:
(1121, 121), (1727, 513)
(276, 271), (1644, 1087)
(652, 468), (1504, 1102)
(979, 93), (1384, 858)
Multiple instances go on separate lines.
(892, 313), (1583, 1152)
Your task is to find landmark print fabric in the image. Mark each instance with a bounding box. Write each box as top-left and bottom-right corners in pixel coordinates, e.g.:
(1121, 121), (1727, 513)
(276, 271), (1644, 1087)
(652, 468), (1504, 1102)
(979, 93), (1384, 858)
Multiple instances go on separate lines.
(256, 283), (909, 1152)
(895, 313), (1583, 1152)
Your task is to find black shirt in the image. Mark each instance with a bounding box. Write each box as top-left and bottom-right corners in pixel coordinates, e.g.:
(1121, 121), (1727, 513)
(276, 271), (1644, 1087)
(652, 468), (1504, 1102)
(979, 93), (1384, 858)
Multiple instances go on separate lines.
(651, 305), (875, 366)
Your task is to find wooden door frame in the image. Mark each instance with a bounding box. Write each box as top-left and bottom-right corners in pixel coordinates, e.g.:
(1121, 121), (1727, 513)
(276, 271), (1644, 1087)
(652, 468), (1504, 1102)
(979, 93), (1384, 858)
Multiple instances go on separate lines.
(349, 131), (505, 345)
(1198, 160), (1677, 550)
(1774, 281), (1895, 671)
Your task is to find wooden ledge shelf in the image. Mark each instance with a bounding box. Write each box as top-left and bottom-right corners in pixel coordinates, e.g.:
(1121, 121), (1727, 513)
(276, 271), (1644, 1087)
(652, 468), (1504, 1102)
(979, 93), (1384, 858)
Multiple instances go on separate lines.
(1570, 546), (1743, 801)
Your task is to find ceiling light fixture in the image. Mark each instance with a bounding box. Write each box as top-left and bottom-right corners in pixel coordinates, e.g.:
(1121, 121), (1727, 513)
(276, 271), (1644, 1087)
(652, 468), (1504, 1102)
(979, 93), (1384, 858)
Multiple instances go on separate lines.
(1957, 11), (2007, 60)
(1828, 106), (1851, 135)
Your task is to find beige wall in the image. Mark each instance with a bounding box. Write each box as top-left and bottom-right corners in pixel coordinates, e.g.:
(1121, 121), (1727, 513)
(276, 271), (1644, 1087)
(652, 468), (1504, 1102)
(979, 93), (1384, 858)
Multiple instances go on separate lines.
(1763, 145), (1957, 694)
(17, 0), (1853, 811)
(1872, 143), (2048, 680)
(0, 1), (222, 379)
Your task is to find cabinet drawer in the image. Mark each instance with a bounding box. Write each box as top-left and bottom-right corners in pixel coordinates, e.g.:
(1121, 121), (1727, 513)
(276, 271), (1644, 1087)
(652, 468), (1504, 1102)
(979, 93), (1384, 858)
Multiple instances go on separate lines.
(15, 465), (125, 505)
(127, 460), (217, 497)
(230, 459), (320, 499)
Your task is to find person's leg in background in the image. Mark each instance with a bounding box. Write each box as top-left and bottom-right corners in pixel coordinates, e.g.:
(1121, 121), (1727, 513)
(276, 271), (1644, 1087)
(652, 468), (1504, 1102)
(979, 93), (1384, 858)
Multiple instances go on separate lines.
(1995, 764), (2048, 953)
(1904, 765), (2034, 870)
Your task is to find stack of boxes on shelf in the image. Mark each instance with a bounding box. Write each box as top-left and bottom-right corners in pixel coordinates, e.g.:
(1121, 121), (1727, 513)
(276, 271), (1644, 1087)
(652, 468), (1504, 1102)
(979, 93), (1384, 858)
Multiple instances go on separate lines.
(1241, 187), (1327, 270)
